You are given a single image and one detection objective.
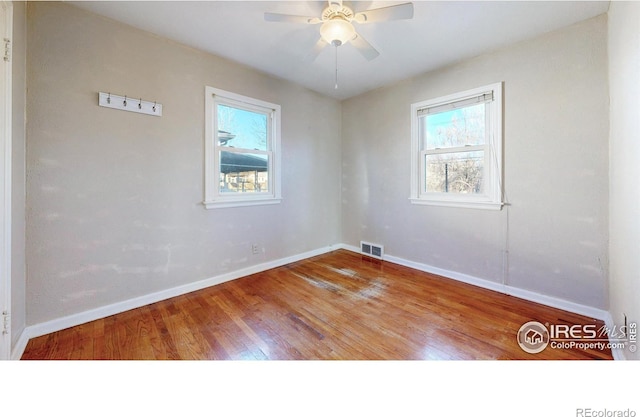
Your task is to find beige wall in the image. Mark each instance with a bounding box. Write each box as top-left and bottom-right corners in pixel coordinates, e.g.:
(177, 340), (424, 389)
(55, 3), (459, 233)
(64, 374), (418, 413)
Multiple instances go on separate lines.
(11, 1), (26, 352)
(342, 15), (609, 309)
(26, 2), (342, 324)
(608, 1), (640, 360)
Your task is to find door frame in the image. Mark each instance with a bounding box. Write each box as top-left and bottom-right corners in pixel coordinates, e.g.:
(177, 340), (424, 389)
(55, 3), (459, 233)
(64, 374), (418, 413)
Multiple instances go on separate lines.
(0, 0), (13, 360)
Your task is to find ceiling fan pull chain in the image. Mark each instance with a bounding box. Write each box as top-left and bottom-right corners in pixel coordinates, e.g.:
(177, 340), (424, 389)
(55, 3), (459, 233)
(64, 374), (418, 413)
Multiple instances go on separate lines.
(335, 44), (339, 89)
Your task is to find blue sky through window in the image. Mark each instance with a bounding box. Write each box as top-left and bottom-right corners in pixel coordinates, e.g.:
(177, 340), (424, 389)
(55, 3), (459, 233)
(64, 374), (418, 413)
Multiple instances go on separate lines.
(218, 104), (268, 152)
(424, 103), (485, 149)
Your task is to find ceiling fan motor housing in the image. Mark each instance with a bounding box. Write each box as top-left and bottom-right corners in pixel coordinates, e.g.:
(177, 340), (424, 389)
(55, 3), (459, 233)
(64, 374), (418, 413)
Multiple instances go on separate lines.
(321, 5), (355, 22)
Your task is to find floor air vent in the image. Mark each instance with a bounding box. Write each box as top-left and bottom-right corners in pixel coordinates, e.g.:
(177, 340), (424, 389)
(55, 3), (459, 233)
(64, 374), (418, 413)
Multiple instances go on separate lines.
(360, 241), (384, 260)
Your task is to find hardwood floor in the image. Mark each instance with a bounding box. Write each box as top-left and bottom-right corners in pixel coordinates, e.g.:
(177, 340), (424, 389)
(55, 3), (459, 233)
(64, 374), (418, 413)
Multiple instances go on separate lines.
(21, 250), (613, 360)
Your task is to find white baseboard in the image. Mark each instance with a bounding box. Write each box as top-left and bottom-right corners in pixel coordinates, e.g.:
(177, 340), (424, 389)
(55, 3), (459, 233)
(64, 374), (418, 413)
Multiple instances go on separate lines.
(15, 243), (620, 360)
(11, 328), (30, 360)
(20, 244), (339, 354)
(338, 244), (610, 323)
(603, 311), (628, 361)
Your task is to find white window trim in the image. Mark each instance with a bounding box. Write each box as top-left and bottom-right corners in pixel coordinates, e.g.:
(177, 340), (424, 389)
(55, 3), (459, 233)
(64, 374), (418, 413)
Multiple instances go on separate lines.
(203, 86), (282, 209)
(410, 82), (503, 210)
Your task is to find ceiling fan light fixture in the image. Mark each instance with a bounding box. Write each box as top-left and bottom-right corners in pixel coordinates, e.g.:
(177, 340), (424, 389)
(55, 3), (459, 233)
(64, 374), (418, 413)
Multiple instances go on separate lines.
(320, 19), (355, 46)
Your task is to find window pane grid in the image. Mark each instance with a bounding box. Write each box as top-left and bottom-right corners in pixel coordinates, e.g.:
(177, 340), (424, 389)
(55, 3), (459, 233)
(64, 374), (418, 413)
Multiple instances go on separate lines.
(204, 86), (281, 208)
(410, 82), (502, 209)
(214, 99), (273, 198)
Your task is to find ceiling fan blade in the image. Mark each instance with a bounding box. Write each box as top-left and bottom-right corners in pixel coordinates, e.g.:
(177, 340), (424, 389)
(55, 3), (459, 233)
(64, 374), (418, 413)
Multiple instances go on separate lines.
(304, 37), (328, 62)
(264, 12), (321, 24)
(353, 3), (414, 24)
(350, 32), (380, 61)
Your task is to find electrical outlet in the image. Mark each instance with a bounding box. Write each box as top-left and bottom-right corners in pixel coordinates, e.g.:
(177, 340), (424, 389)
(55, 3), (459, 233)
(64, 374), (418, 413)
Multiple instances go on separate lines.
(251, 244), (259, 255)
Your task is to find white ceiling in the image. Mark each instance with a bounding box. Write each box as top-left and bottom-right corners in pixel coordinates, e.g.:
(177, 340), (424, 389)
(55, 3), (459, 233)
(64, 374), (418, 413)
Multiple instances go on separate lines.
(69, 1), (610, 100)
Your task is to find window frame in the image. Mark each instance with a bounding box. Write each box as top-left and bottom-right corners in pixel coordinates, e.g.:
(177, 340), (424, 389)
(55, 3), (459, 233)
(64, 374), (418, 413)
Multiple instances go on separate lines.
(204, 86), (281, 209)
(410, 82), (503, 210)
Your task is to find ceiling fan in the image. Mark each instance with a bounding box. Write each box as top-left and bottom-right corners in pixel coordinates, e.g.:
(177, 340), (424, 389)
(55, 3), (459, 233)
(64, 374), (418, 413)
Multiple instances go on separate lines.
(264, 1), (414, 62)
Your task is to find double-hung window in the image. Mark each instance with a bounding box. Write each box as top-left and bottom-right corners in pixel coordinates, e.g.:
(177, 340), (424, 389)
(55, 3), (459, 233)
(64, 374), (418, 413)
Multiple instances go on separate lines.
(410, 82), (503, 210)
(204, 87), (281, 209)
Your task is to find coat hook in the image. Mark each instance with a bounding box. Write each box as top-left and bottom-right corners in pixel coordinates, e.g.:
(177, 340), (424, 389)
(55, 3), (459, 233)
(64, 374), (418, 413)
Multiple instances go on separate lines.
(107, 92), (111, 104)
(124, 95), (127, 107)
(152, 101), (157, 112)
(138, 98), (142, 109)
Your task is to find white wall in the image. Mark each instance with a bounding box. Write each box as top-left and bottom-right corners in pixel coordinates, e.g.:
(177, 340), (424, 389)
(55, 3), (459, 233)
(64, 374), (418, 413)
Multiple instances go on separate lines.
(608, 1), (640, 360)
(10, 1), (26, 353)
(342, 15), (609, 309)
(26, 2), (342, 325)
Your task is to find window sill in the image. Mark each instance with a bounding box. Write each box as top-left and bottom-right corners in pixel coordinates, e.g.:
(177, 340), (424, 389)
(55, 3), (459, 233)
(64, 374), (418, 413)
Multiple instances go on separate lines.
(203, 197), (282, 209)
(410, 198), (503, 211)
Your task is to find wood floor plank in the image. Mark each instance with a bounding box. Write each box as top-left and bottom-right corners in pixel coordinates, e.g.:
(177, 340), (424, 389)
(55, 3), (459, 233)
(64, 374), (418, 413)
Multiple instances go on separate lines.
(21, 250), (613, 360)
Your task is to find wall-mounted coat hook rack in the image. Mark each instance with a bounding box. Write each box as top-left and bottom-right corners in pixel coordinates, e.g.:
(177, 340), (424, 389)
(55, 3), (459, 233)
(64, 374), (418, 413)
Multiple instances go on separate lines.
(98, 92), (162, 117)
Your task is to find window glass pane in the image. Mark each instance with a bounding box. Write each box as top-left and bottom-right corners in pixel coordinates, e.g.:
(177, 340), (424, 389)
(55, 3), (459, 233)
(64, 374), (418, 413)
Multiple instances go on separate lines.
(424, 103), (485, 150)
(425, 151), (484, 194)
(219, 151), (269, 193)
(217, 104), (268, 151)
